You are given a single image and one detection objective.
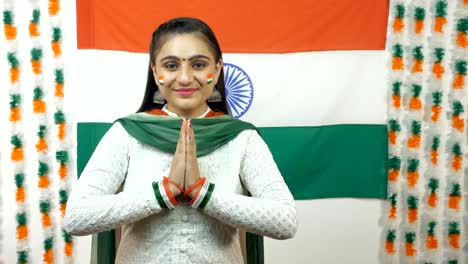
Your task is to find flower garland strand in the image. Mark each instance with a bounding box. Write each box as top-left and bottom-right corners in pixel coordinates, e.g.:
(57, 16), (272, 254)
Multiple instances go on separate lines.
(419, 1), (450, 262)
(383, 1), (409, 262)
(403, 1), (429, 262)
(28, 0), (57, 263)
(442, 1), (467, 262)
(425, 221), (438, 250)
(3, 1), (32, 263)
(48, 0), (74, 261)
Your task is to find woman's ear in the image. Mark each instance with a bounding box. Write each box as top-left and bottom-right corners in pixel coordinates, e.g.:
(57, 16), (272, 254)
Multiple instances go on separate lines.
(214, 58), (223, 84)
(150, 62), (157, 76)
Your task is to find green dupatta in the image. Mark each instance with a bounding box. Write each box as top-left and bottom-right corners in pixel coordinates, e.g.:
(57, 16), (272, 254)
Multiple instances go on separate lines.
(115, 112), (257, 156)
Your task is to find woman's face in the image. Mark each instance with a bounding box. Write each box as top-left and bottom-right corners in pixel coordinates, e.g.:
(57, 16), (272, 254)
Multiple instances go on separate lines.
(151, 33), (222, 117)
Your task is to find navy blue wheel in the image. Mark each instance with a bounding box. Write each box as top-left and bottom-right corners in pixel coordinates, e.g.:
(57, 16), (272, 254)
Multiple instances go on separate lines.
(223, 63), (254, 118)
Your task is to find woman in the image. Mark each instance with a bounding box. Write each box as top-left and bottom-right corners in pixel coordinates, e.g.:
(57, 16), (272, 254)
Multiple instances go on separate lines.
(64, 17), (297, 263)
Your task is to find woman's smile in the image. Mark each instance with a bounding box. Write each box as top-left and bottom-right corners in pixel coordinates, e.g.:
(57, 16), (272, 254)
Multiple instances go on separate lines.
(175, 88), (198, 97)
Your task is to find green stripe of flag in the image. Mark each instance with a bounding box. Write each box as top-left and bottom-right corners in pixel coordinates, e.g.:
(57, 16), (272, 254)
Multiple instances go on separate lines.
(258, 124), (387, 199)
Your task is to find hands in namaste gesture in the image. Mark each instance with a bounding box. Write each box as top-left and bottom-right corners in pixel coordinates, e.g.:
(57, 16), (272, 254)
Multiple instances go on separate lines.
(167, 119), (202, 199)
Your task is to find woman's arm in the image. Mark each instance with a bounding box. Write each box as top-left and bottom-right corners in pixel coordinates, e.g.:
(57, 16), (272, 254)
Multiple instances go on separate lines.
(63, 122), (163, 236)
(202, 130), (298, 240)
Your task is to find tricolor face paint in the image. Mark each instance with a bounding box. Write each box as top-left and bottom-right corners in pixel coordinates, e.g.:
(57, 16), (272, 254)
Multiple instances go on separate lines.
(158, 75), (165, 85)
(207, 73), (213, 84)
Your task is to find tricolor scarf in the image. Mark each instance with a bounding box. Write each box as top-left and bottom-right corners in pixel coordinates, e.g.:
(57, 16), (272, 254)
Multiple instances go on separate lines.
(114, 109), (258, 157)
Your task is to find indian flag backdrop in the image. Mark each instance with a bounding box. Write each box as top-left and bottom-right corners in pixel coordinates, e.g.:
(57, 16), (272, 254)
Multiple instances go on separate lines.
(73, 0), (389, 263)
(75, 0), (389, 200)
(0, 0), (391, 263)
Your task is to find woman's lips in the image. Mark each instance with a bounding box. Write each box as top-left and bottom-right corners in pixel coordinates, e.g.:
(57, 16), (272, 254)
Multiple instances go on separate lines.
(175, 88), (197, 96)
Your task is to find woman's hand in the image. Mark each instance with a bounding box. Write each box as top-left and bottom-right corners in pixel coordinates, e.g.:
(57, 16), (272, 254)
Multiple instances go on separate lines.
(184, 119), (202, 198)
(167, 119), (187, 196)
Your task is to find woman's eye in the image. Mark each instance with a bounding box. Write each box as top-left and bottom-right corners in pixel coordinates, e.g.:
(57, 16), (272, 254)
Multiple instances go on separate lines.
(193, 62), (206, 69)
(164, 63), (178, 70)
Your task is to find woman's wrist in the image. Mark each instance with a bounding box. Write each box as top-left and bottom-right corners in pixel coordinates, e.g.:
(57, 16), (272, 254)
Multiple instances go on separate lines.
(169, 184), (182, 197)
(184, 177), (206, 199)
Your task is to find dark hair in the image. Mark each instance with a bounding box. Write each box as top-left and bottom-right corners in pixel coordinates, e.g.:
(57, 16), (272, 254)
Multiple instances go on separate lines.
(136, 17), (229, 115)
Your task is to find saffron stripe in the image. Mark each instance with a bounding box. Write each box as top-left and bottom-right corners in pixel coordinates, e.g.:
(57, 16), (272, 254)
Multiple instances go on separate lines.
(76, 0), (389, 53)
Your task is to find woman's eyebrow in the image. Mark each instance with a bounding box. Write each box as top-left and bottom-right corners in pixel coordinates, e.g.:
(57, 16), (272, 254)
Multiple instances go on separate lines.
(188, 54), (210, 61)
(160, 54), (210, 62)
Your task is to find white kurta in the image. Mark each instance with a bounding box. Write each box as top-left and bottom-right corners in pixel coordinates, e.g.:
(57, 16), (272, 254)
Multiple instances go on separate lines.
(64, 110), (298, 264)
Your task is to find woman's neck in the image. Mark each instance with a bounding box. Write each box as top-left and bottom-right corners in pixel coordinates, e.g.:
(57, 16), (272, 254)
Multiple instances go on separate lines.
(163, 104), (210, 118)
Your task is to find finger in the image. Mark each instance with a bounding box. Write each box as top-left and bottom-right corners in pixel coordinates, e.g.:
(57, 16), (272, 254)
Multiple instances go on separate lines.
(190, 119), (197, 153)
(177, 119), (186, 154)
(187, 119), (196, 158)
(175, 120), (182, 153)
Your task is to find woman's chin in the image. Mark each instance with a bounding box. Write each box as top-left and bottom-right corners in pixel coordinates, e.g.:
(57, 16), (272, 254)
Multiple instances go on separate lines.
(168, 100), (207, 116)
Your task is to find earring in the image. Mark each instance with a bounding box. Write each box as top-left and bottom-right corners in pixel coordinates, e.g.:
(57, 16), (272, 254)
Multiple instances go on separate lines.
(207, 88), (222, 102)
(153, 91), (165, 104)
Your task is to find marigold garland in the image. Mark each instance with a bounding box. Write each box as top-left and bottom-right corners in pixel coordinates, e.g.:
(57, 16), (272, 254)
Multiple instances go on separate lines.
(443, 2), (465, 263)
(383, 1), (467, 263)
(427, 178), (439, 208)
(413, 7), (425, 34)
(385, 230), (397, 254)
(432, 48), (445, 79)
(28, 1), (57, 262)
(411, 46), (424, 73)
(450, 143), (463, 172)
(405, 232), (417, 257)
(450, 101), (464, 132)
(448, 222), (460, 249)
(431, 92), (443, 122)
(388, 156), (401, 182)
(388, 193), (398, 220)
(448, 183), (461, 210)
(388, 119), (401, 145)
(407, 195), (419, 223)
(4, 1), (32, 262)
(407, 120), (421, 149)
(48, 0), (74, 259)
(392, 3), (406, 33)
(455, 18), (468, 48)
(384, 2), (408, 261)
(452, 60), (467, 89)
(391, 81), (402, 108)
(425, 221), (439, 250)
(434, 1), (448, 33)
(392, 44), (404, 70)
(430, 136), (440, 165)
(409, 84), (422, 110)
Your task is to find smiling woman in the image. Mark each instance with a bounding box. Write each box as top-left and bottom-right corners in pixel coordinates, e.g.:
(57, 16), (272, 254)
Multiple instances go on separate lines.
(63, 17), (297, 264)
(139, 17), (229, 117)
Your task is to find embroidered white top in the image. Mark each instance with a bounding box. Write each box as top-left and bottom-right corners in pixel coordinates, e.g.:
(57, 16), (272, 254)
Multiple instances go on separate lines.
(63, 108), (298, 264)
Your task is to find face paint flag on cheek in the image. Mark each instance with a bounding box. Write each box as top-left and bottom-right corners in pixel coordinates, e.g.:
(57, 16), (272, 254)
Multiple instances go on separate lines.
(158, 75), (165, 85)
(207, 73), (213, 84)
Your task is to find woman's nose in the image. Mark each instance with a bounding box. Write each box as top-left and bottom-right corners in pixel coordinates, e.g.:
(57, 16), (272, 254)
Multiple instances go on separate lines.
(177, 64), (194, 85)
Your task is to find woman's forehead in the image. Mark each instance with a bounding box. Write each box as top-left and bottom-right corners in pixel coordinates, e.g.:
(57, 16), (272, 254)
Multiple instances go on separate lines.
(156, 33), (214, 59)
